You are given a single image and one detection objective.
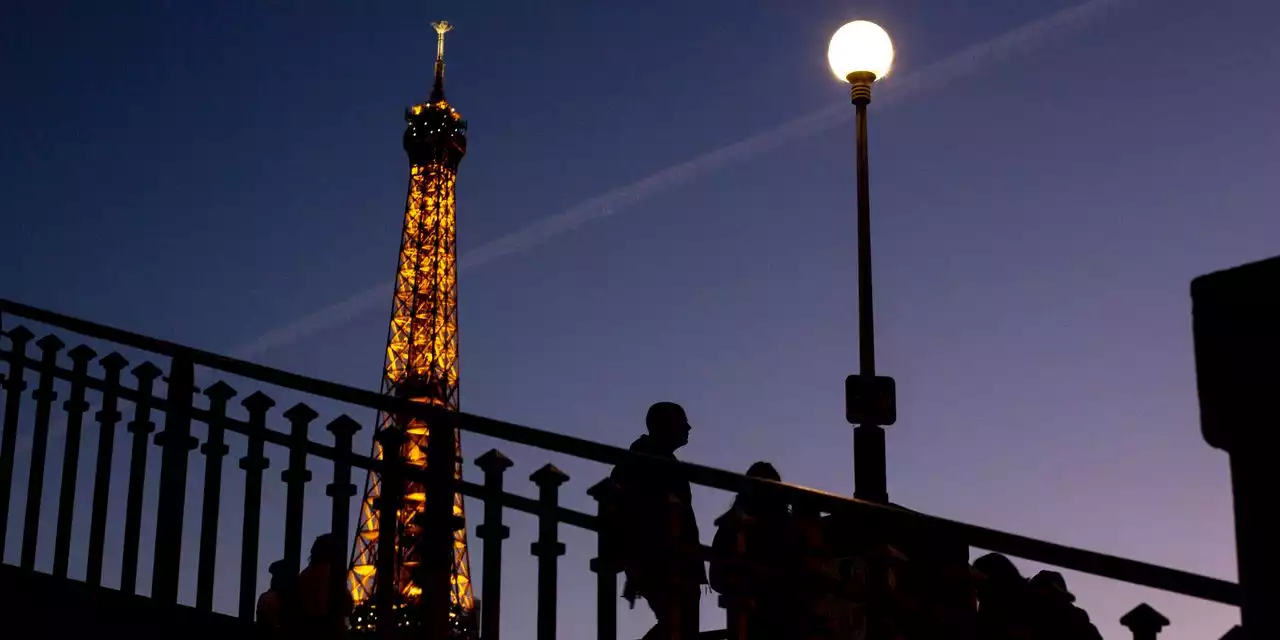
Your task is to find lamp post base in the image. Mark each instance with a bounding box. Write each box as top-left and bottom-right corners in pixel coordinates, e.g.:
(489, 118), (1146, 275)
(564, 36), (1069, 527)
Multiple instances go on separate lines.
(853, 423), (888, 504)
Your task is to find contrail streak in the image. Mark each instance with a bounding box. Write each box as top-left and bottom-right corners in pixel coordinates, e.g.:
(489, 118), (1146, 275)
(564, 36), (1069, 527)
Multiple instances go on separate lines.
(230, 0), (1137, 360)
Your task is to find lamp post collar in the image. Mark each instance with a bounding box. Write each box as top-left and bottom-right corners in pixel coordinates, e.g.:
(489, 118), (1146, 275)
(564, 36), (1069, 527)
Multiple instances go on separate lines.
(847, 71), (877, 105)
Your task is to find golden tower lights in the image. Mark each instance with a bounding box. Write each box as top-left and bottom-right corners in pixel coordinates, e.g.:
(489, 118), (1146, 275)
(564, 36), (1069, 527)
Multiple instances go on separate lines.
(348, 20), (475, 634)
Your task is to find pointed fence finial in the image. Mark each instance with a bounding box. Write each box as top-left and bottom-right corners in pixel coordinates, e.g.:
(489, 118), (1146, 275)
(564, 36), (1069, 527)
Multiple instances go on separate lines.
(1121, 603), (1171, 640)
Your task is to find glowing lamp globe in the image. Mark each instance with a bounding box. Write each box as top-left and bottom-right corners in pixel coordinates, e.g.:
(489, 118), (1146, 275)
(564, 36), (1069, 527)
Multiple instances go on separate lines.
(828, 20), (894, 82)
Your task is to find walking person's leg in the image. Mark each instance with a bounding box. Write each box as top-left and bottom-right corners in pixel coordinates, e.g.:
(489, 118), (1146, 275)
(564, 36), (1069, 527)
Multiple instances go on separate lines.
(642, 590), (676, 640)
(681, 585), (701, 640)
(655, 583), (699, 640)
(642, 582), (700, 640)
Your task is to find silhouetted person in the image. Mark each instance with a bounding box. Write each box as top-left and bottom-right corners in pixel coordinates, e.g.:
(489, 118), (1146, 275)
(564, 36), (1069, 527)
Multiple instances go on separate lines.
(791, 503), (839, 640)
(893, 537), (977, 640)
(610, 401), (705, 640)
(1026, 570), (1102, 640)
(257, 559), (294, 635)
(974, 552), (1034, 640)
(710, 462), (798, 640)
(295, 533), (354, 639)
(710, 462), (783, 590)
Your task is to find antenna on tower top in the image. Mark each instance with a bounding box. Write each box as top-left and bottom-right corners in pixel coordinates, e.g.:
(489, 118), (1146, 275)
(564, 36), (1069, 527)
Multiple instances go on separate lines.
(430, 20), (453, 102)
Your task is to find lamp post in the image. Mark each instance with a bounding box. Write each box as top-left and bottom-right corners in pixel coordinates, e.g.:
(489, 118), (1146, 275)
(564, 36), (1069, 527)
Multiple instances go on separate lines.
(829, 20), (896, 504)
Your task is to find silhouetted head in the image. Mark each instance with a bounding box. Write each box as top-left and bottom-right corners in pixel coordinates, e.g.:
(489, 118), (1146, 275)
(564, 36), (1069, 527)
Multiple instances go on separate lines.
(310, 533), (344, 567)
(645, 402), (691, 452)
(973, 552), (1025, 602)
(268, 559), (291, 590)
(973, 553), (1020, 582)
(745, 461), (781, 482)
(735, 461), (784, 515)
(1029, 570), (1075, 603)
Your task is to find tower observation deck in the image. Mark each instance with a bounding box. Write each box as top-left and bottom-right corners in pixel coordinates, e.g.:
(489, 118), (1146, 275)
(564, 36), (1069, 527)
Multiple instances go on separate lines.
(347, 20), (475, 635)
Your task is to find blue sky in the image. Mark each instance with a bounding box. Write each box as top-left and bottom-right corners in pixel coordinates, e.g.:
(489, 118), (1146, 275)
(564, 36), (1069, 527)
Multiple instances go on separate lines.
(3, 1), (1279, 638)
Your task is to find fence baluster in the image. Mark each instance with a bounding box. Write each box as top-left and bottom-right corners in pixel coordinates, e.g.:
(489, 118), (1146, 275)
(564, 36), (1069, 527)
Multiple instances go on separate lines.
(661, 494), (692, 640)
(475, 449), (513, 640)
(587, 478), (620, 640)
(238, 391), (276, 621)
(20, 334), (64, 570)
(195, 380), (237, 611)
(151, 354), (197, 604)
(121, 361), (161, 595)
(326, 414), (362, 621)
(374, 426), (405, 639)
(0, 325), (34, 560)
(423, 412), (460, 640)
(51, 344), (95, 578)
(85, 351), (128, 587)
(719, 510), (750, 640)
(531, 464), (569, 640)
(1120, 603), (1170, 640)
(281, 402), (317, 576)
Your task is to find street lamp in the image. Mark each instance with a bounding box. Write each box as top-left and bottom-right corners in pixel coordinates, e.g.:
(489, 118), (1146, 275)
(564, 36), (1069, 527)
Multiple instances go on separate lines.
(829, 20), (896, 504)
(828, 20), (895, 83)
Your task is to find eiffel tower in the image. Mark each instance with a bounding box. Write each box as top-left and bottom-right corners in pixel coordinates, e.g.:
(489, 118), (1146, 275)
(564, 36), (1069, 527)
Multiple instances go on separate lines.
(347, 20), (475, 636)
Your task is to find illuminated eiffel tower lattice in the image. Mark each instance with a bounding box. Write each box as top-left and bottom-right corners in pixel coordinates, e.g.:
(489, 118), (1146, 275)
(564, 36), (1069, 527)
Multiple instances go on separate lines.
(347, 19), (475, 634)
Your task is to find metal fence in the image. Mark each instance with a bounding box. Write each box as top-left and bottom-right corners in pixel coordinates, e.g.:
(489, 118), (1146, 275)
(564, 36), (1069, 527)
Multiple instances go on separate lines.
(0, 297), (1245, 639)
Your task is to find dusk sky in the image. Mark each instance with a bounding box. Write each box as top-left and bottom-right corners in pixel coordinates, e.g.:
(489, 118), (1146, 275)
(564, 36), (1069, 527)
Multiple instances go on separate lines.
(2, 1), (1279, 639)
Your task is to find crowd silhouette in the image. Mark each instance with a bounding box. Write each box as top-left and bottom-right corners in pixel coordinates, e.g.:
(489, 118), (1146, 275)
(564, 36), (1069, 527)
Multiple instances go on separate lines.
(256, 534), (353, 639)
(256, 401), (1103, 640)
(604, 402), (1105, 640)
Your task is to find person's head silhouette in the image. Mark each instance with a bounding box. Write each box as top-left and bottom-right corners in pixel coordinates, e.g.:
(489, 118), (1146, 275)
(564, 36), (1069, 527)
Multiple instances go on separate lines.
(309, 533), (344, 567)
(646, 401), (691, 453)
(268, 559), (291, 590)
(1029, 570), (1074, 603)
(735, 461), (784, 514)
(973, 552), (1025, 602)
(745, 461), (780, 482)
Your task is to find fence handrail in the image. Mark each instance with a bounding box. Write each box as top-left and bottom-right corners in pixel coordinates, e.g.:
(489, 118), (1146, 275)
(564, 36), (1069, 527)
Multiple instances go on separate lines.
(0, 298), (388, 411)
(0, 297), (1242, 607)
(0, 346), (599, 533)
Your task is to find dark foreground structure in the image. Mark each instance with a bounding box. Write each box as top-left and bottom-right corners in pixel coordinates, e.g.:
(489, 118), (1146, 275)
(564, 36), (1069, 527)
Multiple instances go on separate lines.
(0, 255), (1273, 639)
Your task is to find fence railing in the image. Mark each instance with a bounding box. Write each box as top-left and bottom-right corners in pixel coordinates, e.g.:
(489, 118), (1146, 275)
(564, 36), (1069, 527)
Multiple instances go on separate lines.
(0, 296), (1246, 639)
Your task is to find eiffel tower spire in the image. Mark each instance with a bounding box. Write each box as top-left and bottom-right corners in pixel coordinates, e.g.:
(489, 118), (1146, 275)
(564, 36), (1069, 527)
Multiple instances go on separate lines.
(430, 21), (452, 102)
